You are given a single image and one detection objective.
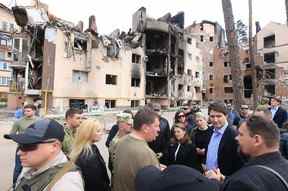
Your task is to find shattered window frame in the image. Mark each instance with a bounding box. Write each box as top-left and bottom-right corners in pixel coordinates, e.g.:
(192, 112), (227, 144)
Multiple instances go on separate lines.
(131, 100), (140, 108)
(132, 54), (141, 64)
(105, 74), (117, 85)
(224, 87), (233, 93)
(105, 100), (116, 108)
(131, 77), (141, 87)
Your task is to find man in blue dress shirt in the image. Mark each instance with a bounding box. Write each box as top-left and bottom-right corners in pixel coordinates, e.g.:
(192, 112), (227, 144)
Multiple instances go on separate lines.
(205, 101), (243, 176)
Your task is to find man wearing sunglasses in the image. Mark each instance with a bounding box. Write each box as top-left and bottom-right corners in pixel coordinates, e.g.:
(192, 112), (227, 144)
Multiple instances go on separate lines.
(4, 118), (84, 191)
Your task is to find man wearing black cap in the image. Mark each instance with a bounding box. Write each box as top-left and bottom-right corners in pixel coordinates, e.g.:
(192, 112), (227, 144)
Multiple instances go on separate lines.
(4, 118), (84, 191)
(135, 165), (219, 191)
(269, 96), (287, 128)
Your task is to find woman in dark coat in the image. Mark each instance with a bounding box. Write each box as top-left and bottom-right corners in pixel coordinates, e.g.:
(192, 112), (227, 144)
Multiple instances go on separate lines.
(70, 119), (110, 191)
(165, 123), (202, 172)
(191, 112), (214, 164)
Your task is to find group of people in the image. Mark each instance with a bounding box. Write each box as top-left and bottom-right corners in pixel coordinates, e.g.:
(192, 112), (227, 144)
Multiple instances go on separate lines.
(4, 97), (288, 191)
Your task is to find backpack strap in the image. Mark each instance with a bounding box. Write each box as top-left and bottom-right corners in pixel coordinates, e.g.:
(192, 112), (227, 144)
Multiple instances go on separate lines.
(254, 165), (288, 190)
(46, 161), (77, 191)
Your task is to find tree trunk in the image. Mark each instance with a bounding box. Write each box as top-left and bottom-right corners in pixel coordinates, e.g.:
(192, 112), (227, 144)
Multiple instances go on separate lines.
(222, 0), (245, 111)
(286, 0), (288, 25)
(249, 0), (258, 109)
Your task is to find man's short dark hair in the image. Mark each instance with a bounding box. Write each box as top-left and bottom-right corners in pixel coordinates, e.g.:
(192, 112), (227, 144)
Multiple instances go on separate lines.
(24, 104), (36, 111)
(208, 101), (228, 115)
(246, 115), (280, 147)
(65, 108), (82, 119)
(133, 109), (159, 130)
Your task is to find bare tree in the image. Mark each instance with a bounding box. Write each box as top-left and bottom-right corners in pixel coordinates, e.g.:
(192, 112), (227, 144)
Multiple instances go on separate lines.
(222, 0), (244, 111)
(249, 0), (258, 108)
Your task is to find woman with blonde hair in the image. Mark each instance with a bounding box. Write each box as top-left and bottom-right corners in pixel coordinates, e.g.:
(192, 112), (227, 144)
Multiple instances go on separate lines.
(70, 119), (110, 191)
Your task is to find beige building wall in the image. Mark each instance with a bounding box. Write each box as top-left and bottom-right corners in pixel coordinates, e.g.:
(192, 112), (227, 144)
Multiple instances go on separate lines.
(52, 29), (145, 111)
(256, 22), (288, 98)
(184, 34), (203, 102)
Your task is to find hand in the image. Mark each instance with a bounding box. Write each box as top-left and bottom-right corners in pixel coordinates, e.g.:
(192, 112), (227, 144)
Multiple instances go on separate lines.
(196, 148), (205, 155)
(159, 164), (167, 171)
(205, 168), (224, 182)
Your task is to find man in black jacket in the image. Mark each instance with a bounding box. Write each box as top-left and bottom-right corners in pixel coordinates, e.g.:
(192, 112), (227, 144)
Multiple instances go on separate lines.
(269, 96), (288, 128)
(206, 115), (288, 191)
(205, 101), (243, 176)
(148, 103), (170, 163)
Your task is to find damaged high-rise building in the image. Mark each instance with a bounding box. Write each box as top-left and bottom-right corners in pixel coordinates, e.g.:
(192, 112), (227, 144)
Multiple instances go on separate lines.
(7, 4), (146, 112)
(133, 7), (203, 108)
(0, 4), (20, 108)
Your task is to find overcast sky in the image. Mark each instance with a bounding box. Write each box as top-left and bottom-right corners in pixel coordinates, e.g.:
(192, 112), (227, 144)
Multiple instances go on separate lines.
(1, 0), (286, 34)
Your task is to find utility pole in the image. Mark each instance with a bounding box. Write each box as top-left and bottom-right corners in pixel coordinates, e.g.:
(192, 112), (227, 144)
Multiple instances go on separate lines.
(249, 0), (258, 108)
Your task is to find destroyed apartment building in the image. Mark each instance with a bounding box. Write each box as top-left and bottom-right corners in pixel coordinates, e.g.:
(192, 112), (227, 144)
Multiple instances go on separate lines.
(8, 4), (146, 112)
(0, 4), (19, 107)
(132, 7), (203, 107)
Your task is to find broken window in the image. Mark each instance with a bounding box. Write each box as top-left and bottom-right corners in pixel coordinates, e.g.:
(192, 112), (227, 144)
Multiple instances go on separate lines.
(72, 70), (88, 83)
(146, 54), (167, 76)
(264, 84), (275, 96)
(131, 78), (140, 87)
(209, 62), (213, 67)
(264, 35), (275, 48)
(264, 52), (275, 63)
(209, 88), (213, 94)
(195, 86), (200, 93)
(209, 75), (213, 80)
(177, 49), (184, 75)
(69, 99), (85, 110)
(146, 77), (167, 97)
(200, 35), (204, 42)
(187, 69), (192, 76)
(132, 54), (141, 64)
(131, 100), (140, 108)
(74, 37), (87, 51)
(224, 62), (229, 67)
(243, 75), (252, 98)
(265, 69), (276, 79)
(209, 36), (213, 42)
(105, 100), (116, 108)
(187, 38), (192, 44)
(195, 72), (200, 78)
(224, 87), (233, 93)
(146, 31), (169, 51)
(106, 74), (117, 85)
(224, 75), (229, 83)
(178, 84), (184, 91)
(200, 24), (204, 31)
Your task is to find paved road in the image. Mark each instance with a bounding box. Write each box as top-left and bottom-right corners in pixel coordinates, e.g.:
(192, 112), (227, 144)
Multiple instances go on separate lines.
(0, 110), (182, 190)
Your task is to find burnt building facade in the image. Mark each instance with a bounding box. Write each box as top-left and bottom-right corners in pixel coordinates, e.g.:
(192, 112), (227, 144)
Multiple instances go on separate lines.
(133, 7), (203, 108)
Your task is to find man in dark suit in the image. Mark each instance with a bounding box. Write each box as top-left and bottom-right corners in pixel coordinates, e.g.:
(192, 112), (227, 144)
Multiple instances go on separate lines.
(270, 96), (287, 128)
(206, 115), (288, 191)
(205, 101), (243, 176)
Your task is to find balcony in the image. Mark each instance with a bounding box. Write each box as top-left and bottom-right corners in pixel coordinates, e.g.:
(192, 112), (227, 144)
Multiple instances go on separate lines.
(9, 80), (25, 93)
